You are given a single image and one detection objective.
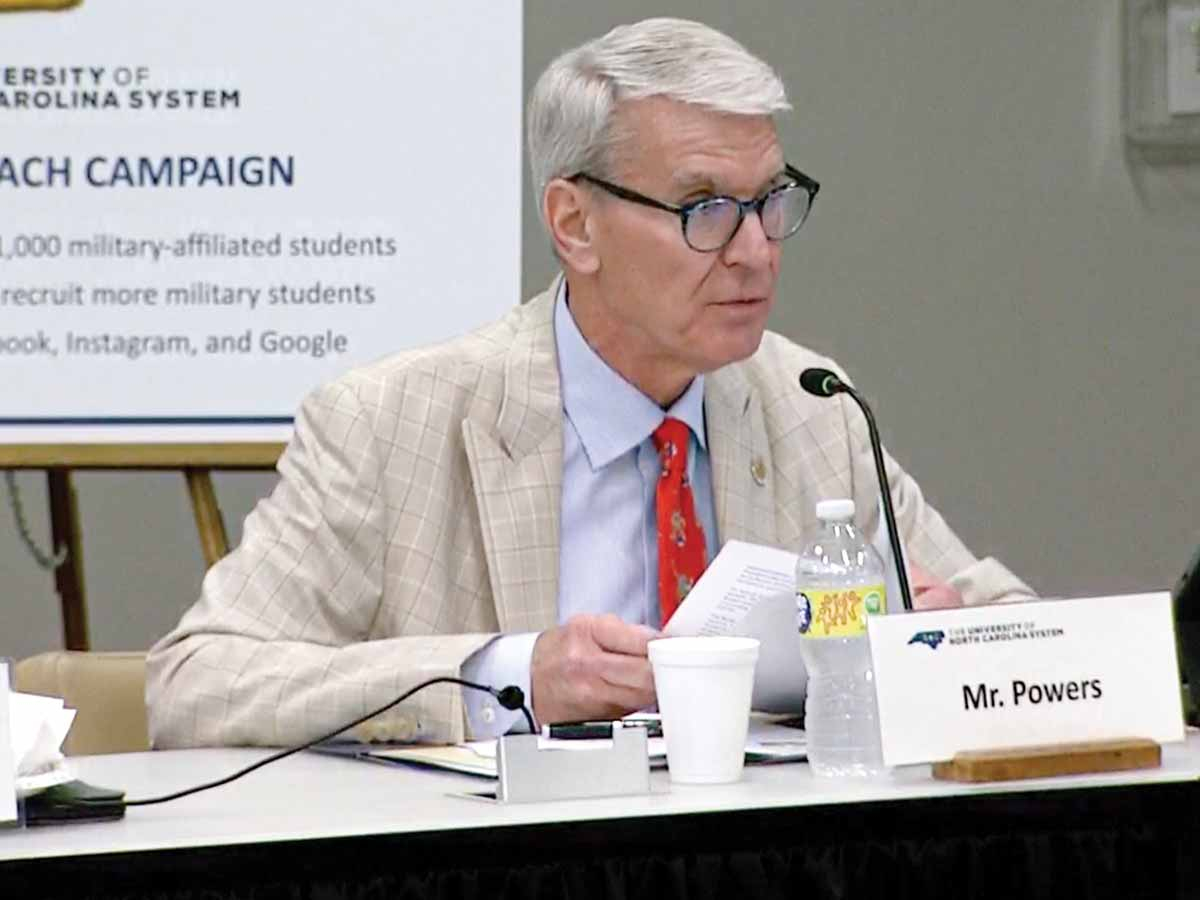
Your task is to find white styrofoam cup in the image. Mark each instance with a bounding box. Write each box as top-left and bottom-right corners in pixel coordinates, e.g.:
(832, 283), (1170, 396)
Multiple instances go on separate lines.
(648, 636), (760, 784)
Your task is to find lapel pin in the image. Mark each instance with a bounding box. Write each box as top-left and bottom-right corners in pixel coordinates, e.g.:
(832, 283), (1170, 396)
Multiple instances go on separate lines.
(750, 458), (767, 486)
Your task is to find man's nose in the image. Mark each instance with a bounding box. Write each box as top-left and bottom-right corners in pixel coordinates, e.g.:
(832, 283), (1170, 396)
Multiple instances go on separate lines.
(721, 208), (773, 269)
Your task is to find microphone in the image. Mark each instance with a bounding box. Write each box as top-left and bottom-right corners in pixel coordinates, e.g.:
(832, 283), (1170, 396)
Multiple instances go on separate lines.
(799, 367), (914, 612)
(798, 367), (841, 398)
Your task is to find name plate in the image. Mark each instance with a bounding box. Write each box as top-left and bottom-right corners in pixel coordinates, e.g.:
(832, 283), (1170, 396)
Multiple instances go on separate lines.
(867, 593), (1185, 766)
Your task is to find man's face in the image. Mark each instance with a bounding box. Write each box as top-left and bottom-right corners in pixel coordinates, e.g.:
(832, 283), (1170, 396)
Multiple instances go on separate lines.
(579, 97), (786, 402)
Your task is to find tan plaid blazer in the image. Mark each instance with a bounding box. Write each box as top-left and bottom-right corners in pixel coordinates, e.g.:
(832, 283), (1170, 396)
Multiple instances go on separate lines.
(146, 278), (1032, 748)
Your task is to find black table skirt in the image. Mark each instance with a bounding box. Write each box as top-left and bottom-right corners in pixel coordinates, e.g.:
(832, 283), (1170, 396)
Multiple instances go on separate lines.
(4, 780), (1197, 900)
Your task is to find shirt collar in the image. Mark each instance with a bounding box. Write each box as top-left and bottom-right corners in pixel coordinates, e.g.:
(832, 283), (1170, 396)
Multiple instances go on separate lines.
(554, 281), (706, 471)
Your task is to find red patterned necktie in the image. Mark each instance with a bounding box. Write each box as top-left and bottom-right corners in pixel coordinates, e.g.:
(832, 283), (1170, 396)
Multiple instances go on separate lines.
(651, 417), (708, 625)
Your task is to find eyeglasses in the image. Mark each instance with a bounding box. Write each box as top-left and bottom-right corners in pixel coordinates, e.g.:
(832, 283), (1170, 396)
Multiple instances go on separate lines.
(569, 164), (820, 253)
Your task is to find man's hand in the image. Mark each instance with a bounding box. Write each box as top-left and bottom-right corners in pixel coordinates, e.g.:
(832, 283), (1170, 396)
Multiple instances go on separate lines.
(910, 563), (964, 610)
(530, 613), (658, 725)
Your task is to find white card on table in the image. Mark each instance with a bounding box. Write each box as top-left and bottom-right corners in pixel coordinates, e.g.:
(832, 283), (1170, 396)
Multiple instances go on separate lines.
(867, 593), (1185, 766)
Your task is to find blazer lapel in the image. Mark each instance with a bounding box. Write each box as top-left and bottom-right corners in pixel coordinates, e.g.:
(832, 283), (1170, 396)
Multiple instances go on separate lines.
(461, 282), (563, 634)
(706, 365), (778, 549)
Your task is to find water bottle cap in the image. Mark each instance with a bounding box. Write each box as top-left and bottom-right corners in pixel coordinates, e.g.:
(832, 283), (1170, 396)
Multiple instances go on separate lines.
(815, 498), (856, 521)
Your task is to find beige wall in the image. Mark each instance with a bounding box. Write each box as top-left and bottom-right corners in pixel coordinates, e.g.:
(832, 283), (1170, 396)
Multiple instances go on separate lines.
(2, 2), (1197, 660)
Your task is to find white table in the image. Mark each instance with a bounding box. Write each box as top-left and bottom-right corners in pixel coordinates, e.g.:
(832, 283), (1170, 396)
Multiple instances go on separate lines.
(3, 734), (1199, 898)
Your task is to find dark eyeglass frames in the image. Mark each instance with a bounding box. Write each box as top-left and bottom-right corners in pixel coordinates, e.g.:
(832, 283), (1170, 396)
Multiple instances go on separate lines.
(568, 164), (819, 253)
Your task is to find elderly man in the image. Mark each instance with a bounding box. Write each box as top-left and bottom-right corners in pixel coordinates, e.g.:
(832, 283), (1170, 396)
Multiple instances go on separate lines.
(147, 18), (1032, 748)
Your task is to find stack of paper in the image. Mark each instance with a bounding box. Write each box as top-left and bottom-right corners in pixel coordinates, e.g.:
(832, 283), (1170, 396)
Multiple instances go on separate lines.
(319, 714), (805, 778)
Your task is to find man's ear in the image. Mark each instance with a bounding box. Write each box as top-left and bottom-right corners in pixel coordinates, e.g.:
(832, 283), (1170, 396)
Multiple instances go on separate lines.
(543, 179), (599, 274)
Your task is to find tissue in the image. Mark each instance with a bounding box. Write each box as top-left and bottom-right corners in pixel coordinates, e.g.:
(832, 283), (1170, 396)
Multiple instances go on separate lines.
(9, 692), (76, 795)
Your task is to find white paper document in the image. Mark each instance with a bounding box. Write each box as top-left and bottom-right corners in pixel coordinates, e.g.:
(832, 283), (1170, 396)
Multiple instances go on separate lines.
(663, 540), (808, 712)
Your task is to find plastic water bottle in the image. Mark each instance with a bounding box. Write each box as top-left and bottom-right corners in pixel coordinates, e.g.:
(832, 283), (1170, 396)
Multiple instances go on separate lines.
(795, 498), (886, 777)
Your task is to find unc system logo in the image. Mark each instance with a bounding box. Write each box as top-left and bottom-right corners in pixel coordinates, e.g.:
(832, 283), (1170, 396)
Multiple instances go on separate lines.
(907, 629), (946, 650)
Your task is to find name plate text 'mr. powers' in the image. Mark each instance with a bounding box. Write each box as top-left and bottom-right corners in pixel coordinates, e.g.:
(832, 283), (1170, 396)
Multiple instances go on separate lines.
(867, 593), (1184, 766)
(962, 676), (1103, 711)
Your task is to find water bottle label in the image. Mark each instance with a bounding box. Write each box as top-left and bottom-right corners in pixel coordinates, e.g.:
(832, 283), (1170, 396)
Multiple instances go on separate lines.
(796, 585), (886, 638)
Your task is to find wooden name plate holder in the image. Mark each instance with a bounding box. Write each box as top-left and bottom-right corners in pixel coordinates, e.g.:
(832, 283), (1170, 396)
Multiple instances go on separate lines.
(932, 738), (1161, 783)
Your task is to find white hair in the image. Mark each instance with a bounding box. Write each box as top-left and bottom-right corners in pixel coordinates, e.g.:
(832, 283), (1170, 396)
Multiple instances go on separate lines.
(527, 18), (791, 225)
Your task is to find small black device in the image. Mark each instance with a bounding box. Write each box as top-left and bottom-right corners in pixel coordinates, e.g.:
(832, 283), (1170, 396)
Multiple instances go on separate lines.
(24, 780), (126, 825)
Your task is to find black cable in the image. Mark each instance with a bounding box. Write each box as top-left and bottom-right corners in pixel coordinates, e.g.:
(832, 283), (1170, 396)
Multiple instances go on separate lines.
(112, 677), (534, 807)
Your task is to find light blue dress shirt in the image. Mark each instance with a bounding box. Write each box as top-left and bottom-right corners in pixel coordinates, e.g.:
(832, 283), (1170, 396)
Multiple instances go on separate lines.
(461, 285), (718, 737)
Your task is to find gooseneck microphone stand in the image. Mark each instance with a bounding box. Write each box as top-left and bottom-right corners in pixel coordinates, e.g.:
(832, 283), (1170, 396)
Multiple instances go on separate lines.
(799, 368), (914, 612)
